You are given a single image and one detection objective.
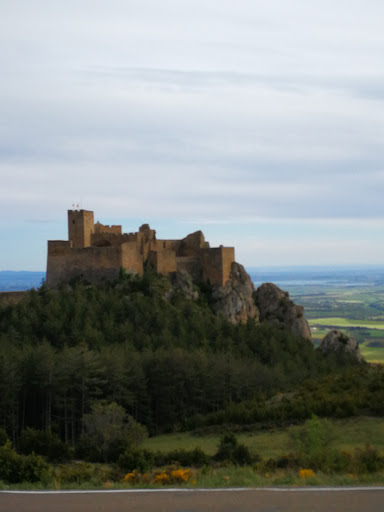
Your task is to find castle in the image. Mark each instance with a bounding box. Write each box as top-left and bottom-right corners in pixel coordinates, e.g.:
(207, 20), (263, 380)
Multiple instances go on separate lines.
(46, 210), (235, 288)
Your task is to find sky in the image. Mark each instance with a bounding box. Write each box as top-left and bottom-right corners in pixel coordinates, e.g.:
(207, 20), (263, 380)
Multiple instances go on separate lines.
(1, 0), (384, 271)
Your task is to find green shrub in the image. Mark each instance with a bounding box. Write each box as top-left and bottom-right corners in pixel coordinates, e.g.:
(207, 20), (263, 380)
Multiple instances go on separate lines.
(154, 447), (209, 467)
(55, 462), (94, 484)
(75, 436), (102, 463)
(0, 441), (49, 483)
(274, 453), (301, 470)
(18, 428), (73, 462)
(18, 452), (50, 483)
(81, 402), (147, 463)
(0, 428), (9, 446)
(324, 450), (351, 473)
(353, 445), (384, 474)
(289, 415), (334, 462)
(214, 432), (253, 466)
(118, 449), (155, 473)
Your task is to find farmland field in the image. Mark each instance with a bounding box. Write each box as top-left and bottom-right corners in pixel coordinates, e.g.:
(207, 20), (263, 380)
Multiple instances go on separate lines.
(250, 266), (384, 364)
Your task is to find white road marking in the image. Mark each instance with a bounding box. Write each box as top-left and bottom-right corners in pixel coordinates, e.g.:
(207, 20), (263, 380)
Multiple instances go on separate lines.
(2, 487), (384, 494)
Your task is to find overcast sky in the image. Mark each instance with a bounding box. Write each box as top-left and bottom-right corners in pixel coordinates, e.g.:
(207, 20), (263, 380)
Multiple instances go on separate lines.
(1, 0), (384, 270)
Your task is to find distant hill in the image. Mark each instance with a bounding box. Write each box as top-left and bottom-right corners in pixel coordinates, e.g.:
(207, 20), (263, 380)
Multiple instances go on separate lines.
(0, 271), (45, 291)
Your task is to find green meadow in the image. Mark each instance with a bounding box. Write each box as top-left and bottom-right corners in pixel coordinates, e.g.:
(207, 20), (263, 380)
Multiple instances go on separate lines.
(310, 318), (384, 330)
(142, 416), (384, 459)
(288, 284), (384, 364)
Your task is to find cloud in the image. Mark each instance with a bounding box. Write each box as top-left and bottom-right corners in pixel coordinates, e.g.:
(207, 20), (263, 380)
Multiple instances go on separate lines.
(1, 0), (384, 269)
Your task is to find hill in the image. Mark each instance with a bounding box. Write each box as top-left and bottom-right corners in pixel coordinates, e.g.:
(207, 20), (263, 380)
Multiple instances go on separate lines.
(0, 268), (363, 442)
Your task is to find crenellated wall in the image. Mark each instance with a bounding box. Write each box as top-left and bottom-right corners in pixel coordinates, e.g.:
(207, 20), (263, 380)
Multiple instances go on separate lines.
(47, 210), (235, 288)
(94, 221), (122, 235)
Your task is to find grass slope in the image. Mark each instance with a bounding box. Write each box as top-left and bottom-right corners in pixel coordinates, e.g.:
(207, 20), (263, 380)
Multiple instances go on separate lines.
(142, 416), (384, 459)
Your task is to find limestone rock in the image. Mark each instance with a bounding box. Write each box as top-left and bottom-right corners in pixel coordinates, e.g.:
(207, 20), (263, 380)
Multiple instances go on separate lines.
(320, 329), (363, 362)
(253, 282), (312, 342)
(169, 269), (200, 301)
(211, 262), (260, 324)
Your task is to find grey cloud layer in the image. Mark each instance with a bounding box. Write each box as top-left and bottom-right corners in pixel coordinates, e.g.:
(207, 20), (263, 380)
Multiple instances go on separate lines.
(1, 0), (384, 225)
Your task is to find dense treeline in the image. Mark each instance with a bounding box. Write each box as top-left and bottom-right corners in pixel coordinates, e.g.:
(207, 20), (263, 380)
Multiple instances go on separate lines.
(185, 365), (384, 431)
(0, 271), (365, 447)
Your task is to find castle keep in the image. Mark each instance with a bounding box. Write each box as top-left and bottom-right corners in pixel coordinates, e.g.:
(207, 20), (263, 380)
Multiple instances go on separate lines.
(46, 210), (235, 288)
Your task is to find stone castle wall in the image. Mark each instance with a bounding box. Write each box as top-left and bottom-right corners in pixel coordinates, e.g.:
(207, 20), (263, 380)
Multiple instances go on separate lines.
(47, 241), (123, 287)
(94, 221), (122, 235)
(121, 242), (144, 275)
(46, 210), (235, 288)
(200, 247), (235, 287)
(68, 210), (94, 249)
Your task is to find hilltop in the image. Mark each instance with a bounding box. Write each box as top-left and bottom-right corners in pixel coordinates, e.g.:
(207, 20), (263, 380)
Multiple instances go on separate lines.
(0, 268), (366, 441)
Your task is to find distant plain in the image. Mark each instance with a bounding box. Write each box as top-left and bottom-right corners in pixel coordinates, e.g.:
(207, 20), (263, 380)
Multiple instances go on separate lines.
(251, 266), (384, 364)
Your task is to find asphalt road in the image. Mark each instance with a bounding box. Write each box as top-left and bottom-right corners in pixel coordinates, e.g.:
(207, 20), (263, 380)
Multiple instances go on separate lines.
(1, 488), (384, 512)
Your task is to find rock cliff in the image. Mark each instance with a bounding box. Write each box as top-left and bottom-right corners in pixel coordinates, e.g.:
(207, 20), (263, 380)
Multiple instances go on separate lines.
(170, 265), (313, 342)
(320, 329), (363, 362)
(170, 269), (199, 301)
(210, 262), (259, 324)
(253, 282), (312, 342)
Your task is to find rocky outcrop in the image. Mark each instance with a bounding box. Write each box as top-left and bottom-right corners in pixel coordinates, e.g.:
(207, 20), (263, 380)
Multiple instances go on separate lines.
(210, 262), (259, 324)
(253, 282), (312, 342)
(170, 270), (199, 301)
(169, 266), (313, 342)
(320, 329), (363, 362)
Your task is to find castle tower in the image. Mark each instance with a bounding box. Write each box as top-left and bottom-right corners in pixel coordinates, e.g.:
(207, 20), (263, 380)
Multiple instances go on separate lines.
(68, 209), (94, 249)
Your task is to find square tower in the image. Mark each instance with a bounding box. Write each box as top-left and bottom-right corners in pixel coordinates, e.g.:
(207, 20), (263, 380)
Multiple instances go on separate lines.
(68, 210), (95, 248)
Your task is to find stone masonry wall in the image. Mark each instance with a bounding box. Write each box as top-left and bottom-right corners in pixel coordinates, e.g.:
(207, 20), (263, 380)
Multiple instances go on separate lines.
(47, 210), (235, 288)
(94, 222), (122, 235)
(68, 210), (95, 249)
(200, 247), (235, 286)
(47, 243), (122, 287)
(121, 242), (143, 275)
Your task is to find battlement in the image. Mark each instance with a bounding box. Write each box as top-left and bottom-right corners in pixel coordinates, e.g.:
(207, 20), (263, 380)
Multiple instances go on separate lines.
(46, 210), (235, 288)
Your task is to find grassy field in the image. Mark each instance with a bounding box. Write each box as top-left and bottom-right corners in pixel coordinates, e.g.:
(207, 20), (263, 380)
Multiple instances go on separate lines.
(310, 318), (384, 329)
(2, 417), (384, 490)
(142, 416), (384, 459)
(287, 284), (384, 363)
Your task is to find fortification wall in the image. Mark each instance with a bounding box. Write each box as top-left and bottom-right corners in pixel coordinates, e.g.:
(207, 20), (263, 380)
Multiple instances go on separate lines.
(94, 221), (122, 235)
(68, 210), (95, 249)
(221, 247), (235, 286)
(200, 246), (235, 286)
(179, 231), (205, 257)
(121, 242), (143, 275)
(46, 241), (71, 286)
(91, 232), (131, 247)
(176, 257), (202, 281)
(47, 210), (236, 288)
(150, 239), (182, 255)
(47, 244), (122, 287)
(148, 250), (177, 274)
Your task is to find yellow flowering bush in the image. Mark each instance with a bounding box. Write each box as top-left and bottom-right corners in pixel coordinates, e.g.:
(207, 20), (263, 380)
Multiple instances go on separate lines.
(122, 470), (141, 484)
(299, 469), (315, 479)
(154, 471), (170, 484)
(122, 466), (193, 486)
